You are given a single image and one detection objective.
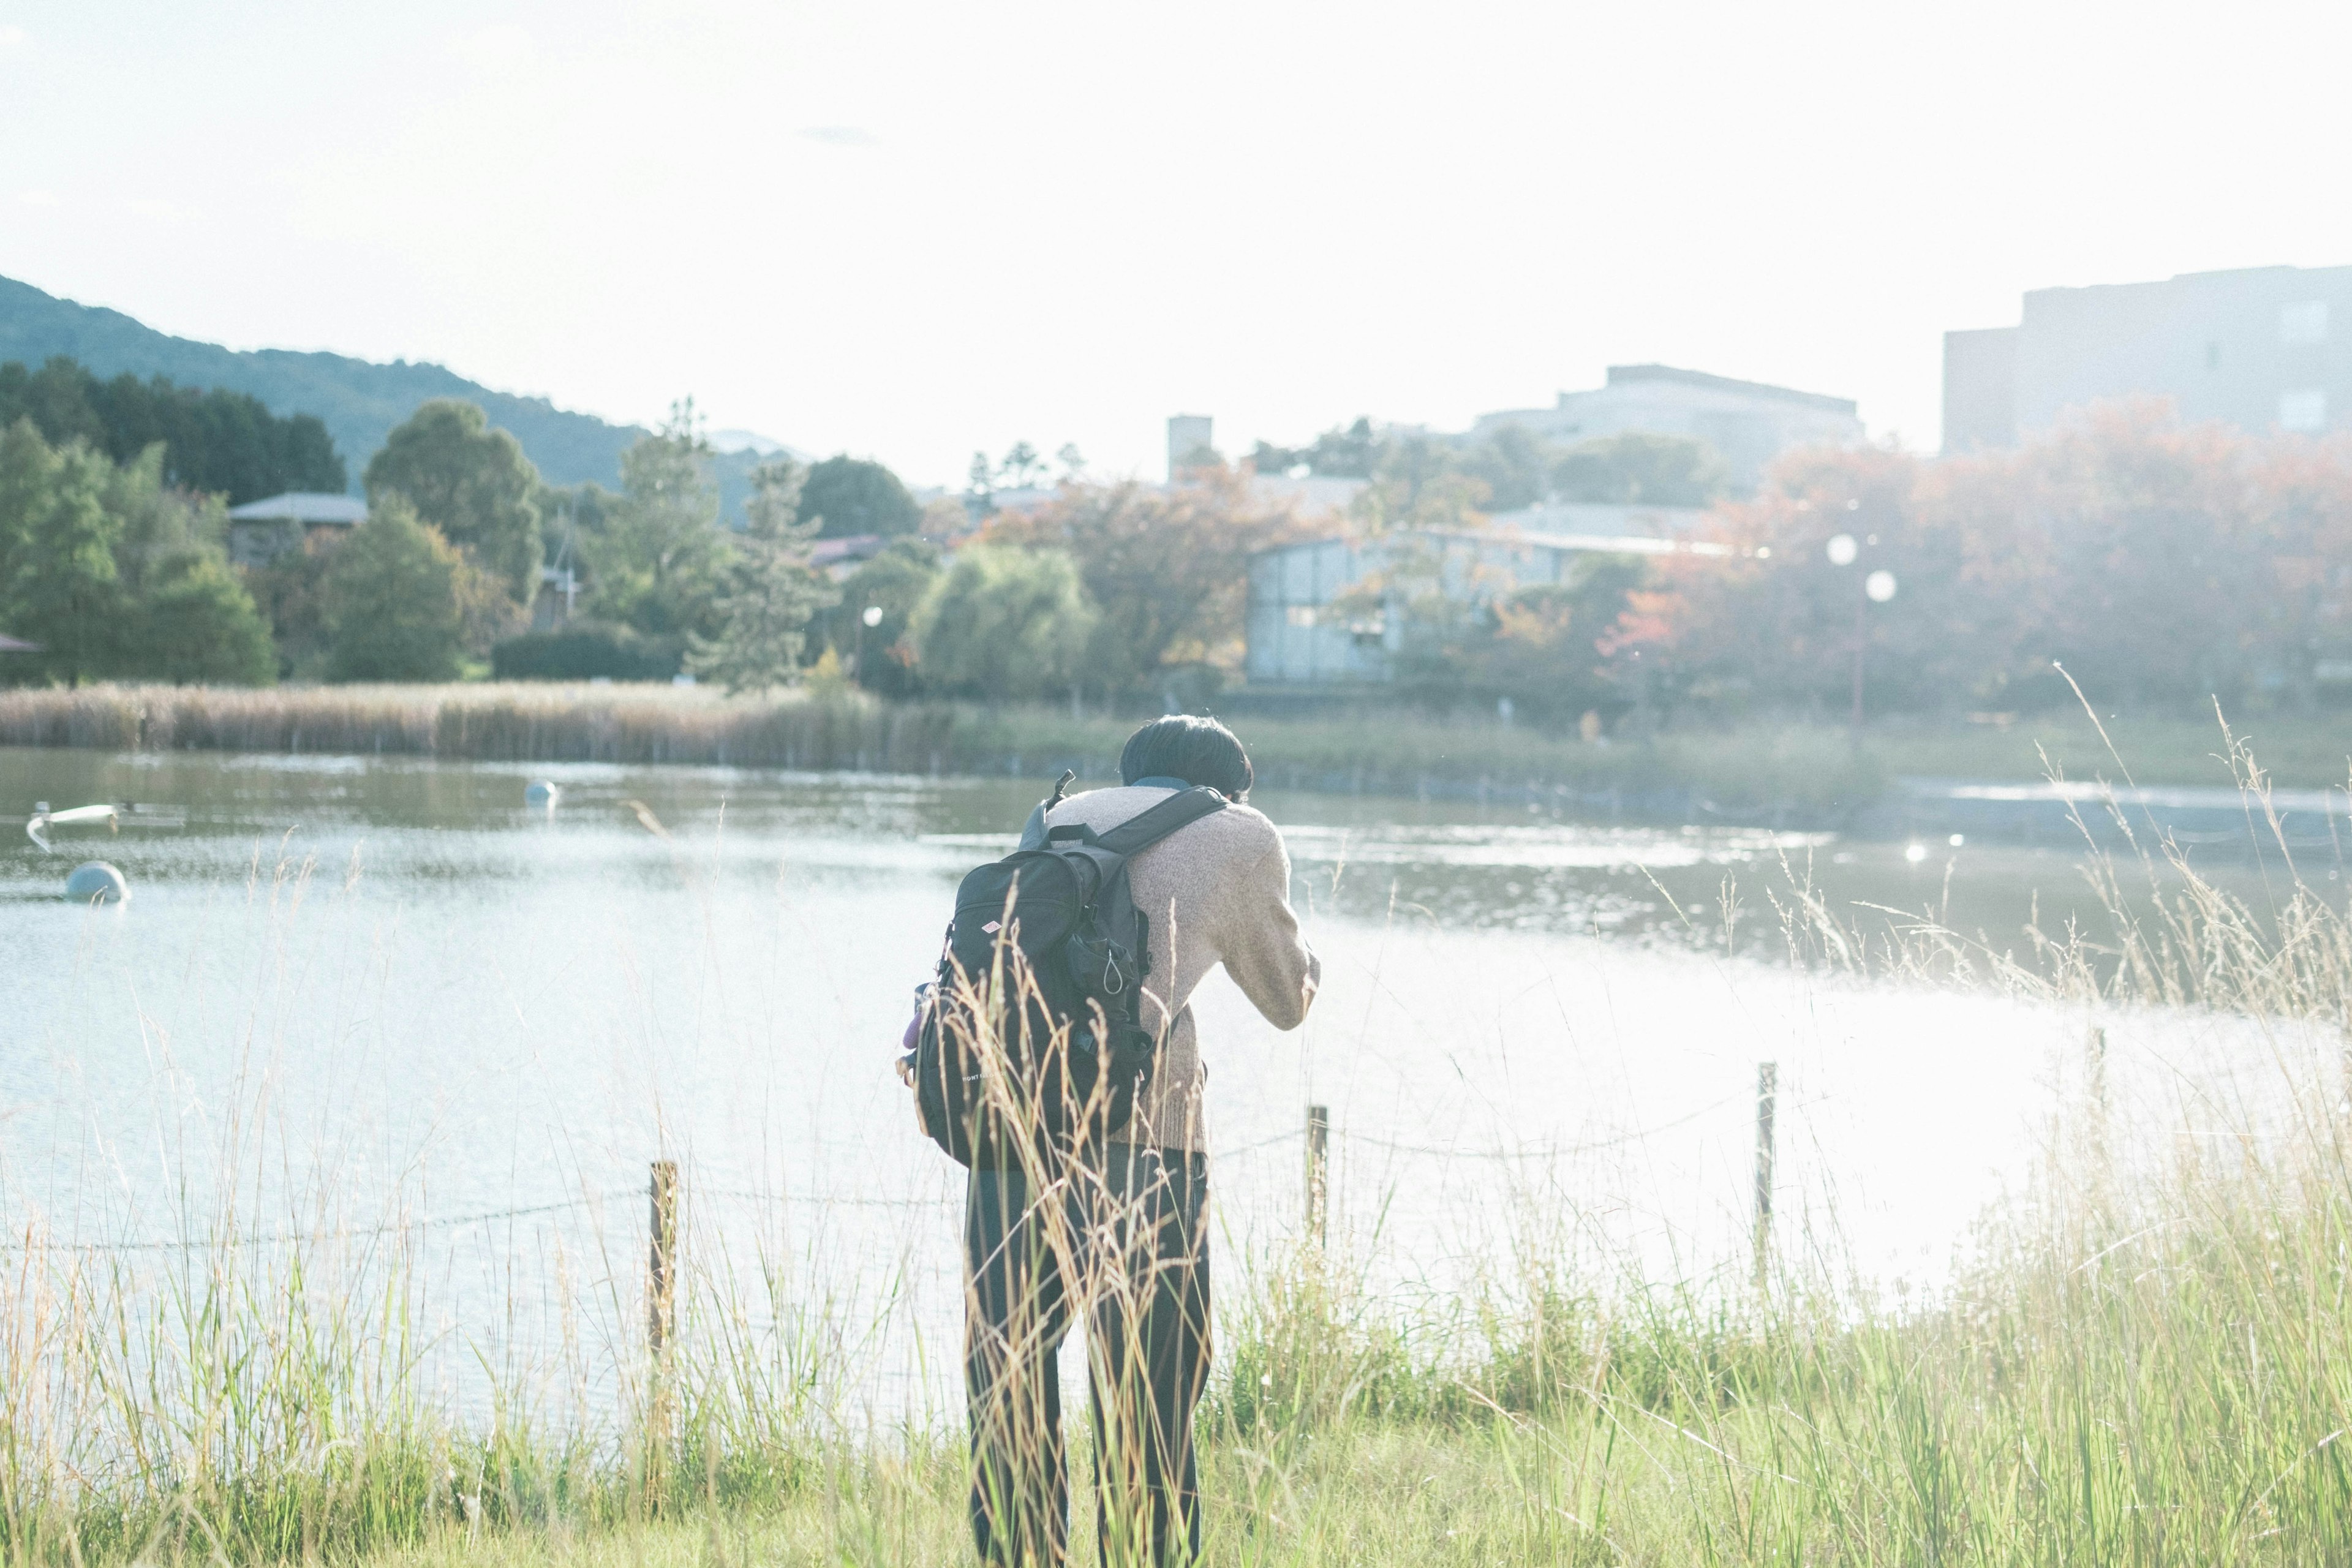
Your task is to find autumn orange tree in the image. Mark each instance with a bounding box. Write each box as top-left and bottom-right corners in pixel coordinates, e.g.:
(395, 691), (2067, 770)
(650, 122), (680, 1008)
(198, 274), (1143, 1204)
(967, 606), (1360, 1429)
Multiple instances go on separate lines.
(1619, 401), (2352, 719)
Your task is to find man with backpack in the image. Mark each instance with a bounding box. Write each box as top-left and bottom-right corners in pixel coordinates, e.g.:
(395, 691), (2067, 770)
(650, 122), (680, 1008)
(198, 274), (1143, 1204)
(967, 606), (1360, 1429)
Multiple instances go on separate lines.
(908, 715), (1319, 1566)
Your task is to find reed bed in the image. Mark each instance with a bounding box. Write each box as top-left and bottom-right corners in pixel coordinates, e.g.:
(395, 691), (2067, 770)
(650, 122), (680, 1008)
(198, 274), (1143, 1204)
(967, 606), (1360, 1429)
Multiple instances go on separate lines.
(0, 683), (1886, 812)
(0, 684), (962, 774)
(6, 736), (2352, 1564)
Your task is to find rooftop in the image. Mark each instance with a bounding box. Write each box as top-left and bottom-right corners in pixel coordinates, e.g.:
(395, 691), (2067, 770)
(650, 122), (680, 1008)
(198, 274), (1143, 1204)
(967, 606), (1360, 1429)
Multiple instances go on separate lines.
(1596, 364), (1859, 416)
(227, 492), (369, 526)
(1256, 527), (1732, 560)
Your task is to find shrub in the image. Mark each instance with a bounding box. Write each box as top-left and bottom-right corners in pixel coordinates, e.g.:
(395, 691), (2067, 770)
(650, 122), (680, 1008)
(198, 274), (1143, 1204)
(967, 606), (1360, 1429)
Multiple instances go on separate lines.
(491, 625), (684, 681)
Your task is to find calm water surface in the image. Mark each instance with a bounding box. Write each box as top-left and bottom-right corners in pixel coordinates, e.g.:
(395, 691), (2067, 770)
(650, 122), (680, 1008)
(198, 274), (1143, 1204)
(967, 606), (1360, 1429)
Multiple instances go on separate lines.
(0, 747), (2313, 1417)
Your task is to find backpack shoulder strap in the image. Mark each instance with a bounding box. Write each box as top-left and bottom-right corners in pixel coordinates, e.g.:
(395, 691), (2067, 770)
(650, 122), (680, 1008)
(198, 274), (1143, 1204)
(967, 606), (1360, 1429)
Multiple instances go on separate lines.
(1093, 786), (1227, 858)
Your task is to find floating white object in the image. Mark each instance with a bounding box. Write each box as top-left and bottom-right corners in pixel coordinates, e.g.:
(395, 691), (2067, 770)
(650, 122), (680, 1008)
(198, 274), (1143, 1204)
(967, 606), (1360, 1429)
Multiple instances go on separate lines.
(27, 802), (118, 853)
(64, 861), (129, 904)
(525, 780), (562, 808)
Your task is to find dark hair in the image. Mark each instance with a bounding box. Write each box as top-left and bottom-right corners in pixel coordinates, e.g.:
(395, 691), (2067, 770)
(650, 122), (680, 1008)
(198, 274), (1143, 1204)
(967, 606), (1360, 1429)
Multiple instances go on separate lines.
(1119, 715), (1254, 800)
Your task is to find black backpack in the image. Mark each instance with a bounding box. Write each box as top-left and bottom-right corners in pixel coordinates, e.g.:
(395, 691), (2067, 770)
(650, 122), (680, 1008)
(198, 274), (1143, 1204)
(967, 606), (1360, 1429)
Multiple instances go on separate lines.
(910, 775), (1227, 1169)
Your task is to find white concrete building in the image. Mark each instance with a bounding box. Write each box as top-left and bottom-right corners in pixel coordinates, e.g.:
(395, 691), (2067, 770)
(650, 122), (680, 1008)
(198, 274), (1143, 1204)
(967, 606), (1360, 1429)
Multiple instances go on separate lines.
(1944, 263), (2352, 450)
(1471, 364), (1863, 492)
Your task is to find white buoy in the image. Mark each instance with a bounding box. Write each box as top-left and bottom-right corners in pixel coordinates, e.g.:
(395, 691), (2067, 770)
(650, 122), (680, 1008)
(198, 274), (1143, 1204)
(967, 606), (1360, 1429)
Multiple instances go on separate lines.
(525, 780), (562, 809)
(64, 861), (129, 905)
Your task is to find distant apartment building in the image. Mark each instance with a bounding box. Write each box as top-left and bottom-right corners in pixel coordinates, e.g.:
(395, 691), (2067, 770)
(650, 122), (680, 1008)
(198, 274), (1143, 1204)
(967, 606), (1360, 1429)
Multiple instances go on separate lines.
(1469, 364), (1864, 492)
(1943, 263), (2352, 451)
(1166, 413), (1215, 480)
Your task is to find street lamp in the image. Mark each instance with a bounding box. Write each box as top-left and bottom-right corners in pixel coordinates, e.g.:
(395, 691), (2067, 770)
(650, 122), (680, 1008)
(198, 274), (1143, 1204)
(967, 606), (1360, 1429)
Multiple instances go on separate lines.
(1825, 532), (1897, 740)
(851, 601), (880, 677)
(853, 604), (883, 679)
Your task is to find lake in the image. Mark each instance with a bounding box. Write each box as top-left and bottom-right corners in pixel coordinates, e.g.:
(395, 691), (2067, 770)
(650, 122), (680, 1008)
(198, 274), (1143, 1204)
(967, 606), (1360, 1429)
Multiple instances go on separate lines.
(0, 745), (2319, 1420)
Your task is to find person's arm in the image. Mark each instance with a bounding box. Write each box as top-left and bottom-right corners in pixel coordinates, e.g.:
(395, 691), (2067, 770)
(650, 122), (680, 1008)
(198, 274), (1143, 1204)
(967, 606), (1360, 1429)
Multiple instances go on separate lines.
(1221, 839), (1319, 1030)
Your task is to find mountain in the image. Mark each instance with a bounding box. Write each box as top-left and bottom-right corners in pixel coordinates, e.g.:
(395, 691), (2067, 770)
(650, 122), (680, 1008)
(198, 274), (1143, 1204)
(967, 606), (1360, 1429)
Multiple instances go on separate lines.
(707, 428), (804, 459)
(0, 273), (769, 521)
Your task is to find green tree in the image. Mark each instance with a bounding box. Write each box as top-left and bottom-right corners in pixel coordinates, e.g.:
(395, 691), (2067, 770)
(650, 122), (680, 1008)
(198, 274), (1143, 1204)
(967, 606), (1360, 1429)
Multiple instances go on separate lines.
(996, 441), (1046, 488)
(800, 454), (922, 539)
(322, 496), (468, 682)
(910, 545), (1096, 701)
(585, 402), (733, 641)
(100, 445), (276, 685)
(243, 550), (331, 678)
(1551, 432), (1728, 505)
(688, 458), (839, 693)
(827, 538), (941, 695)
(364, 400), (545, 597)
(1458, 425), (1556, 511)
(0, 419), (126, 685)
(984, 470), (1297, 696)
(126, 554), (276, 685)
(1250, 416), (1381, 478)
(0, 356), (344, 502)
(103, 445), (229, 596)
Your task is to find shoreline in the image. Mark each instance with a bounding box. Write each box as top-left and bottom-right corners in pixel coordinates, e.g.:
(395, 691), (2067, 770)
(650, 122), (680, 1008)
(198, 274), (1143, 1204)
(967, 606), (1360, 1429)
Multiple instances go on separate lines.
(0, 682), (2335, 848)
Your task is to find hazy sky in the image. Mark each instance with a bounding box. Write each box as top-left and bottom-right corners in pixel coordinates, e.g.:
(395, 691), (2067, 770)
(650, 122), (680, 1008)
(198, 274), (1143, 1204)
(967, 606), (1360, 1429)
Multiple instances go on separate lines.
(5, 1), (2350, 487)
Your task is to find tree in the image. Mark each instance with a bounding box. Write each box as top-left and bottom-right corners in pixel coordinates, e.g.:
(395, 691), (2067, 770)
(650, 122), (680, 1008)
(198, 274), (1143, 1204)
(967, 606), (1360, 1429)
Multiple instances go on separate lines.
(983, 469), (1298, 696)
(100, 445), (275, 685)
(584, 402), (733, 641)
(364, 400), (545, 597)
(910, 545), (1096, 700)
(126, 554), (276, 685)
(688, 458), (839, 693)
(1613, 402), (2352, 722)
(322, 496), (469, 682)
(996, 442), (1046, 488)
(1457, 425), (1555, 511)
(0, 356), (345, 503)
(826, 537), (941, 696)
(799, 454), (922, 539)
(0, 419), (126, 685)
(103, 445), (230, 598)
(1551, 432), (1728, 506)
(1250, 417), (1381, 478)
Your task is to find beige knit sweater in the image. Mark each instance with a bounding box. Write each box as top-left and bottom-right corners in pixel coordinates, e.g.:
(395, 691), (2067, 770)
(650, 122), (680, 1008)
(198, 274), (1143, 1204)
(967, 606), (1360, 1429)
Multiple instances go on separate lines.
(1042, 785), (1320, 1153)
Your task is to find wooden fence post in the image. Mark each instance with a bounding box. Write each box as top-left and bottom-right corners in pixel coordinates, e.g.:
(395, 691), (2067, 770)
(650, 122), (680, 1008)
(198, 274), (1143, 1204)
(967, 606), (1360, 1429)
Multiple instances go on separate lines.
(1305, 1105), (1330, 1250)
(1752, 1063), (1776, 1290)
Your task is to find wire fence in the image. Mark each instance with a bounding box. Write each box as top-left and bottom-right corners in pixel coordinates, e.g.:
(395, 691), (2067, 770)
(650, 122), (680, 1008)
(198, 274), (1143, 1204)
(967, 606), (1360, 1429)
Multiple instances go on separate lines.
(3, 1074), (1785, 1257)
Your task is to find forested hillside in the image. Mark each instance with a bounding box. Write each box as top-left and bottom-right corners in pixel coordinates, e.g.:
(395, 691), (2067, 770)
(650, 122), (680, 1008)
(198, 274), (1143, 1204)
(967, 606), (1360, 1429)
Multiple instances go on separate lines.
(0, 275), (769, 517)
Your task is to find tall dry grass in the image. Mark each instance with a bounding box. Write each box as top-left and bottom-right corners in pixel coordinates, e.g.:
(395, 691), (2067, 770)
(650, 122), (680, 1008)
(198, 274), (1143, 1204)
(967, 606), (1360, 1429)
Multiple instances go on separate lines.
(0, 684), (963, 772)
(0, 682), (1887, 810)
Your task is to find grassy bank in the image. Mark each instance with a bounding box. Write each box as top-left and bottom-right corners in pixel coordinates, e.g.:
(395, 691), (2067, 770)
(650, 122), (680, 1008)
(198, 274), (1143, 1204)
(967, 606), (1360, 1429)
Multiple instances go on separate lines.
(7, 821), (2352, 1564)
(9, 1065), (2348, 1565)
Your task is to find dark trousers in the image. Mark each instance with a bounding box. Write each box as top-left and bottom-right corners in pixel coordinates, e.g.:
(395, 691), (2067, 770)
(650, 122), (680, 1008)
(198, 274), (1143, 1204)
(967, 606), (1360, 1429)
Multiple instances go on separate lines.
(964, 1145), (1210, 1566)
